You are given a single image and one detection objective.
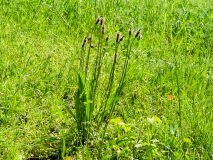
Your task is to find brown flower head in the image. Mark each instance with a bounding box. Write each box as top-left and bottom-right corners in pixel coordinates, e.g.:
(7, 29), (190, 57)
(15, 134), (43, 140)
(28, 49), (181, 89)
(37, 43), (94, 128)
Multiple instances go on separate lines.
(135, 29), (141, 38)
(95, 16), (101, 24)
(116, 32), (120, 43)
(106, 35), (109, 41)
(101, 25), (105, 34)
(128, 29), (132, 36)
(82, 37), (87, 48)
(119, 36), (124, 42)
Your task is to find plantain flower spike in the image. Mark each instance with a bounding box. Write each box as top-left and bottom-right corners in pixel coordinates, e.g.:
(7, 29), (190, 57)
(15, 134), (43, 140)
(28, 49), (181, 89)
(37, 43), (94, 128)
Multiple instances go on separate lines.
(100, 17), (104, 25)
(128, 29), (132, 36)
(106, 35), (109, 41)
(114, 52), (118, 63)
(135, 29), (141, 38)
(119, 36), (124, 42)
(101, 25), (105, 34)
(88, 36), (92, 41)
(116, 32), (120, 43)
(90, 44), (95, 48)
(95, 16), (101, 25)
(82, 37), (87, 48)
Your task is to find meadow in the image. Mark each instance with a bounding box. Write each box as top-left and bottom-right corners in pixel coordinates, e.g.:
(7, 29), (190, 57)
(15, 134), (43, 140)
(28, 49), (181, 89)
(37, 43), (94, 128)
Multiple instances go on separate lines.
(0, 0), (213, 159)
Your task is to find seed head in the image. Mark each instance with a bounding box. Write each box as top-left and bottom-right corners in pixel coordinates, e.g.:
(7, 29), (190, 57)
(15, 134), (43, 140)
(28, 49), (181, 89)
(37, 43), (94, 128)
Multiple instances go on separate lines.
(119, 36), (124, 42)
(135, 29), (141, 38)
(82, 37), (87, 48)
(101, 25), (105, 34)
(100, 17), (104, 25)
(95, 16), (101, 25)
(116, 32), (120, 43)
(106, 35), (109, 41)
(128, 29), (132, 36)
(88, 36), (92, 41)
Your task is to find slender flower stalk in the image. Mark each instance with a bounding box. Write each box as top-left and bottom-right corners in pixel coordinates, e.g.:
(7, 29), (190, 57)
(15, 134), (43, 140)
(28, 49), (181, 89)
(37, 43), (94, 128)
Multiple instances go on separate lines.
(69, 16), (141, 146)
(100, 28), (141, 141)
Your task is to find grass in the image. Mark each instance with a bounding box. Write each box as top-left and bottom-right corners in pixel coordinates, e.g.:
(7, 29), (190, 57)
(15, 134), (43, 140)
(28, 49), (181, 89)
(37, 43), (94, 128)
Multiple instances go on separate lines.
(0, 0), (213, 159)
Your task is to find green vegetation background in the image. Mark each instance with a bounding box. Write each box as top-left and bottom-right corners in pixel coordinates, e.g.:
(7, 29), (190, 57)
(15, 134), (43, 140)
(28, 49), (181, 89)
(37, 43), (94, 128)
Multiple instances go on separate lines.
(0, 0), (213, 159)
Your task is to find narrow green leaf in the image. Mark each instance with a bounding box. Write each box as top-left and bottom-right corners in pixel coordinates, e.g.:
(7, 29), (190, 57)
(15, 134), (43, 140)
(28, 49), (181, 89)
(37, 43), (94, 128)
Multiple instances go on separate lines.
(183, 138), (192, 144)
(154, 116), (162, 124)
(110, 117), (123, 125)
(78, 73), (85, 92)
(64, 104), (76, 121)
